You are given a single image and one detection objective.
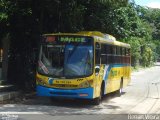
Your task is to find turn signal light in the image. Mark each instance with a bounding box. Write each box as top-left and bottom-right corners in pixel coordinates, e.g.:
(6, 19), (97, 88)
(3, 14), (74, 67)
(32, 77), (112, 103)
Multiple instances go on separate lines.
(79, 94), (88, 97)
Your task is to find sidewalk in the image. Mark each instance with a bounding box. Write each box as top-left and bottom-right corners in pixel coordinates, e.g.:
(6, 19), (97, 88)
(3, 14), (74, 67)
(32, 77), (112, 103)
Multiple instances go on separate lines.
(0, 85), (21, 103)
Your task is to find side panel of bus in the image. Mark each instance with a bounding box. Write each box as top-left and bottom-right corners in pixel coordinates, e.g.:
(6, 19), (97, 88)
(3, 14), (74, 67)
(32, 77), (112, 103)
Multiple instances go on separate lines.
(93, 39), (131, 97)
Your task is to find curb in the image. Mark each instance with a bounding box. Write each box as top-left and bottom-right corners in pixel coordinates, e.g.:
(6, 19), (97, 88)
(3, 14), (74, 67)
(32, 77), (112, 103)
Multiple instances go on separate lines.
(0, 91), (21, 103)
(24, 92), (36, 99)
(0, 85), (17, 92)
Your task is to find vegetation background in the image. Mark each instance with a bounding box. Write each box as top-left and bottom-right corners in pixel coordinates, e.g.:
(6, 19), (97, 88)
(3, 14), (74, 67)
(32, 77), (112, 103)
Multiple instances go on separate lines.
(0, 0), (160, 91)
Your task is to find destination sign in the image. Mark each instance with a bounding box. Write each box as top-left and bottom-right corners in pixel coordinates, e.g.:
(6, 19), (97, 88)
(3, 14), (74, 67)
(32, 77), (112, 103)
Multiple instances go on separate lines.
(60, 37), (85, 43)
(43, 36), (92, 45)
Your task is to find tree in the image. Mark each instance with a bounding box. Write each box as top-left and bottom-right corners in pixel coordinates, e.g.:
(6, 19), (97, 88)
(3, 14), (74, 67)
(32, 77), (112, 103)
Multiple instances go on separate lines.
(125, 37), (141, 67)
(0, 0), (9, 44)
(136, 6), (160, 60)
(137, 7), (160, 40)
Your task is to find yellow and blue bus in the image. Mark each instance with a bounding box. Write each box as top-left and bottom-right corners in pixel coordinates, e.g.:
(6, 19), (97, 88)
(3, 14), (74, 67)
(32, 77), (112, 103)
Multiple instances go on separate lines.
(36, 31), (131, 105)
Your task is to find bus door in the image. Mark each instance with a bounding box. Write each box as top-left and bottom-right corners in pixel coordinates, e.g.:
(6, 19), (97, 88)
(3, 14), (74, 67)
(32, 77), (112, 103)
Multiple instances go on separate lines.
(94, 42), (101, 98)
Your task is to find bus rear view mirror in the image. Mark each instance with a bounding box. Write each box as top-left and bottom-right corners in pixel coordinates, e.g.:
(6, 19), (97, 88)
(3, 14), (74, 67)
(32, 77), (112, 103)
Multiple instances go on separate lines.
(96, 43), (100, 49)
(95, 67), (100, 76)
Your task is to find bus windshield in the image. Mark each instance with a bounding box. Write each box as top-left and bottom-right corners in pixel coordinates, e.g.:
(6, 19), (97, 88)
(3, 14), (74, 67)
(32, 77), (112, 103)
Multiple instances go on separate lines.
(38, 36), (93, 78)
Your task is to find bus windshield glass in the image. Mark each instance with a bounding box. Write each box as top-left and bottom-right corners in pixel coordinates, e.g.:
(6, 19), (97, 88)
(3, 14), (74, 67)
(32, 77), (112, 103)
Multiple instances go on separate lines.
(38, 36), (93, 78)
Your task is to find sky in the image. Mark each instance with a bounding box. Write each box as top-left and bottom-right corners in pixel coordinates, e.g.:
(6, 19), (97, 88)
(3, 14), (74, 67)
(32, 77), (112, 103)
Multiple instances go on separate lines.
(134, 0), (160, 9)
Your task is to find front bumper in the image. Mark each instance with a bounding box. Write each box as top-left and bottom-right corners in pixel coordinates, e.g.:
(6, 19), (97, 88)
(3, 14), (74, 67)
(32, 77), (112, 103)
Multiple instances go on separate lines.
(36, 85), (94, 99)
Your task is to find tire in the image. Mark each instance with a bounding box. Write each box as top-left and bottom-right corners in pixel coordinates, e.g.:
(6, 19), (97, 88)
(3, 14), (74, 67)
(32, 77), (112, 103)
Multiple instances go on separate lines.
(92, 85), (103, 105)
(92, 96), (101, 105)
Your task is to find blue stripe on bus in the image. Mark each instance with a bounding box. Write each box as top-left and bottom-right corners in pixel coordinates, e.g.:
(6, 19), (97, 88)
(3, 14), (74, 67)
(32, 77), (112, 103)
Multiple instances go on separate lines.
(37, 85), (94, 99)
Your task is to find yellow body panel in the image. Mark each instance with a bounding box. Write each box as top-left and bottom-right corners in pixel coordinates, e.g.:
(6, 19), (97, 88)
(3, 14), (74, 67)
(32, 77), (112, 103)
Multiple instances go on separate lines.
(36, 73), (94, 89)
(106, 66), (131, 93)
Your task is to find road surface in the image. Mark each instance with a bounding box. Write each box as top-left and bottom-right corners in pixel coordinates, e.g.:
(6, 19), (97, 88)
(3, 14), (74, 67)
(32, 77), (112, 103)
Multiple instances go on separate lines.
(1, 63), (160, 120)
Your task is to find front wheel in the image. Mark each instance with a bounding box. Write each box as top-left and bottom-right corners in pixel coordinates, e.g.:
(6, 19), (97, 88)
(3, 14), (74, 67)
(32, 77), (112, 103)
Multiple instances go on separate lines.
(92, 86), (103, 105)
(92, 96), (101, 105)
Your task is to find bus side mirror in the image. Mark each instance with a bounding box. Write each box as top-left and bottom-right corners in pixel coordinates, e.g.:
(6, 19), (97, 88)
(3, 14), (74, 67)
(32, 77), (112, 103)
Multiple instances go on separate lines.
(96, 43), (100, 49)
(95, 67), (100, 76)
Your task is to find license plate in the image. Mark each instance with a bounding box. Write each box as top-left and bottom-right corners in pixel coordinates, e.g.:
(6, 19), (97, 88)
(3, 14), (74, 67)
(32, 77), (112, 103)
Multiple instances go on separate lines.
(54, 80), (72, 84)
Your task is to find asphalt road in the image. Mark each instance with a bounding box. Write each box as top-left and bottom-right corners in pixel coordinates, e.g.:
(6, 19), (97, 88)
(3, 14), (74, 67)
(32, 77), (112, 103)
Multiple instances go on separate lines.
(1, 63), (160, 120)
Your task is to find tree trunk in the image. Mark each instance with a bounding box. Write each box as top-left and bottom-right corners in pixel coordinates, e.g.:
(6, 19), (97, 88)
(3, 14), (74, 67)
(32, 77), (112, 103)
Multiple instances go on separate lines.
(2, 34), (10, 82)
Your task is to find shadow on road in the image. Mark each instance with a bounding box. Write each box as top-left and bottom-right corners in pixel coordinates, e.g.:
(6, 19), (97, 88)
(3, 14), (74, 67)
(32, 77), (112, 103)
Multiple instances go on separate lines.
(19, 91), (125, 109)
(0, 91), (125, 115)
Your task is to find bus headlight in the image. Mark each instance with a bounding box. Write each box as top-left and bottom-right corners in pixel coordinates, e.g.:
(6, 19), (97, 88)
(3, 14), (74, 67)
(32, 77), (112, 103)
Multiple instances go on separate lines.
(79, 81), (90, 88)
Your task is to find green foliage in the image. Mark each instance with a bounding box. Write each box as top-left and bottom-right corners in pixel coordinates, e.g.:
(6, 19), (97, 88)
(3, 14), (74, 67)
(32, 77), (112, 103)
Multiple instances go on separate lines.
(154, 40), (160, 60)
(125, 36), (157, 67)
(125, 37), (141, 67)
(134, 6), (160, 66)
(106, 5), (139, 38)
(141, 47), (152, 67)
(0, 0), (9, 46)
(100, 0), (128, 7)
(105, 4), (153, 39)
(137, 6), (160, 40)
(0, 0), (8, 21)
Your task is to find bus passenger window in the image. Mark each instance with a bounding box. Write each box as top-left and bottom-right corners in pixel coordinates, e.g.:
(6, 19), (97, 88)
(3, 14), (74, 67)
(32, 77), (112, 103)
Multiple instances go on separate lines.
(108, 45), (113, 64)
(126, 48), (130, 64)
(116, 46), (121, 64)
(113, 46), (116, 55)
(101, 44), (107, 64)
(112, 46), (116, 64)
(106, 45), (112, 54)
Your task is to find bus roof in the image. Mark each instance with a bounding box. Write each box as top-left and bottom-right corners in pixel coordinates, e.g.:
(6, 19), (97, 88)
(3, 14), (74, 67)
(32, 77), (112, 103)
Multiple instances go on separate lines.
(44, 31), (130, 48)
